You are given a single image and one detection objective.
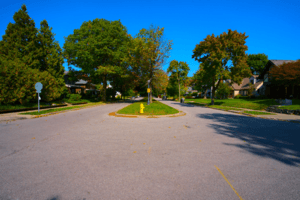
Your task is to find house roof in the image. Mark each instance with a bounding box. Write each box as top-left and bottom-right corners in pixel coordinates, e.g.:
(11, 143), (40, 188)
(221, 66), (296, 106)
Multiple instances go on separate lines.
(75, 79), (88, 84)
(231, 77), (263, 90)
(258, 60), (295, 79)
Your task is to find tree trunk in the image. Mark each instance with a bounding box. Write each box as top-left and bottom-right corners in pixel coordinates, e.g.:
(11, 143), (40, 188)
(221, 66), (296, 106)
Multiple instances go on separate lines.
(203, 89), (208, 99)
(211, 79), (221, 105)
(102, 75), (107, 102)
(150, 82), (153, 103)
(178, 79), (180, 101)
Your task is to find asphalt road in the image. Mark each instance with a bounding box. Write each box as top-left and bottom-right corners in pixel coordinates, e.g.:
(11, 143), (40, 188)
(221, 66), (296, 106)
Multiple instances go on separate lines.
(0, 98), (300, 200)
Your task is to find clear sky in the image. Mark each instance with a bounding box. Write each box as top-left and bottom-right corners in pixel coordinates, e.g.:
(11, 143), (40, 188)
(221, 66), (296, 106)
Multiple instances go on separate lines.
(1, 0), (299, 77)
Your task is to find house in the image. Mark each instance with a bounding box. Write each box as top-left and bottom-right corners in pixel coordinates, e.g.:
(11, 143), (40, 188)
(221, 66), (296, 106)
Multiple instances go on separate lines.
(64, 71), (98, 95)
(229, 75), (264, 97)
(258, 60), (296, 98)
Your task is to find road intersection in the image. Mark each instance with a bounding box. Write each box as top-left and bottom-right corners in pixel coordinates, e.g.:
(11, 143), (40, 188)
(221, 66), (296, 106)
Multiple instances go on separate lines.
(0, 98), (299, 199)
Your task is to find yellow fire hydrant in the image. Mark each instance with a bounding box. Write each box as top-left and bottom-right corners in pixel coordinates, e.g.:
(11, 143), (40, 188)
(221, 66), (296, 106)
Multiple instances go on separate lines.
(140, 103), (145, 114)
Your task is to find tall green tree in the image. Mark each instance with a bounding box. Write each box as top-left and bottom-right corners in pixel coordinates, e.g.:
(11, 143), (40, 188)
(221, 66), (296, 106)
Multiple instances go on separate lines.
(0, 5), (65, 104)
(192, 68), (213, 99)
(192, 29), (251, 105)
(0, 4), (39, 69)
(152, 69), (168, 96)
(63, 19), (131, 102)
(167, 60), (190, 101)
(131, 25), (172, 103)
(246, 53), (268, 75)
(37, 20), (65, 78)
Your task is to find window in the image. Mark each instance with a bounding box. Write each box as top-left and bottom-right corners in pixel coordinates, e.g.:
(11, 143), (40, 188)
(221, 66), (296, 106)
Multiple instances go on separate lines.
(264, 74), (268, 82)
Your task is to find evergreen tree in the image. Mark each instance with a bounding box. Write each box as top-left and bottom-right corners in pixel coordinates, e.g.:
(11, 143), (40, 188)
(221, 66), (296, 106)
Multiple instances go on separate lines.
(0, 5), (66, 104)
(0, 5), (40, 69)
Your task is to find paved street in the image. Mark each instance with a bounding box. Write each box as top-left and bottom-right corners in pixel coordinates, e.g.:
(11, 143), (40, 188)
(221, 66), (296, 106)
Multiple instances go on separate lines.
(0, 98), (300, 200)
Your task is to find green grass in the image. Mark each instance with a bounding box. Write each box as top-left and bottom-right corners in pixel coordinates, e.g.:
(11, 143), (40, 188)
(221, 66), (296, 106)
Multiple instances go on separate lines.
(0, 100), (65, 111)
(20, 101), (105, 115)
(117, 98), (179, 115)
(278, 105), (300, 110)
(208, 105), (243, 111)
(243, 110), (276, 115)
(184, 98), (281, 110)
(20, 106), (77, 115)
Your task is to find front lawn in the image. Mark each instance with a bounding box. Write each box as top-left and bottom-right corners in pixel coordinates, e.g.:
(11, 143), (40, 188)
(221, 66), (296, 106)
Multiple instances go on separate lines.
(184, 98), (280, 110)
(0, 100), (65, 111)
(117, 98), (179, 115)
(20, 101), (105, 115)
(243, 111), (276, 115)
(278, 100), (300, 110)
(208, 105), (243, 111)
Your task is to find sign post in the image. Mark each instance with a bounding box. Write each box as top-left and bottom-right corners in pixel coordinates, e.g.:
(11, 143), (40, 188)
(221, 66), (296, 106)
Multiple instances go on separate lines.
(35, 82), (43, 113)
(147, 80), (150, 105)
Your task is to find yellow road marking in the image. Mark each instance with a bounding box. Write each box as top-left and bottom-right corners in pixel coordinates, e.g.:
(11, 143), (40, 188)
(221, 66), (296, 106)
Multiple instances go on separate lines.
(215, 165), (243, 200)
(148, 147), (151, 155)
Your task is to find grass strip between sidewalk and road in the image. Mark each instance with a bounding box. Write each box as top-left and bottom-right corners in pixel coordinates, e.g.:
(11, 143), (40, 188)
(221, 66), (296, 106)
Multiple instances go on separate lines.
(243, 111), (276, 115)
(19, 102), (105, 115)
(117, 98), (179, 115)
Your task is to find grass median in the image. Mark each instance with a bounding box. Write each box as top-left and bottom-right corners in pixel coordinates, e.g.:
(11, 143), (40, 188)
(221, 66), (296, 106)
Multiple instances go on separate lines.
(117, 98), (179, 115)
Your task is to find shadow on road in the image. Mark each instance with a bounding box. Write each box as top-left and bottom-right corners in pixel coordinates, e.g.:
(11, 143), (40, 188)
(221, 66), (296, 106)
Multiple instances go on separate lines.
(196, 112), (300, 166)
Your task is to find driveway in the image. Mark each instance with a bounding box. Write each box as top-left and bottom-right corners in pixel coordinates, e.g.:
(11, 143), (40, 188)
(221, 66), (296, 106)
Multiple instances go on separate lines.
(0, 98), (300, 200)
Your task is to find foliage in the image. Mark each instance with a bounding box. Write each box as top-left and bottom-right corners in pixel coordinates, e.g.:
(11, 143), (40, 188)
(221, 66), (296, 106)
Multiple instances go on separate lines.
(216, 82), (232, 99)
(192, 29), (251, 105)
(123, 89), (135, 97)
(191, 92), (198, 96)
(269, 60), (300, 86)
(246, 53), (268, 75)
(0, 5), (65, 104)
(167, 60), (190, 101)
(63, 19), (131, 102)
(69, 94), (82, 101)
(247, 83), (255, 97)
(130, 25), (172, 103)
(235, 94), (242, 99)
(0, 58), (65, 104)
(152, 69), (168, 96)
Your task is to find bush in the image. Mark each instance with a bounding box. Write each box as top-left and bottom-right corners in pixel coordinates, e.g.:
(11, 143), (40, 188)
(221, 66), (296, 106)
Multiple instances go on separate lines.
(69, 94), (81, 101)
(185, 96), (193, 99)
(235, 94), (242, 99)
(191, 92), (198, 96)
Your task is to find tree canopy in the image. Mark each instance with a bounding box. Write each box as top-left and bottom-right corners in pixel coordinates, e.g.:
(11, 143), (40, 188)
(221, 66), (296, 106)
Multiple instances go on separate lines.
(269, 60), (300, 87)
(0, 5), (65, 104)
(63, 18), (131, 101)
(167, 60), (190, 100)
(192, 29), (251, 104)
(130, 25), (172, 103)
(246, 53), (268, 75)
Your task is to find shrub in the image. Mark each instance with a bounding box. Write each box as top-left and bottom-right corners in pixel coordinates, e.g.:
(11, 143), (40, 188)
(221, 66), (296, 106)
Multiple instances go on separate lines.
(191, 92), (198, 96)
(235, 94), (242, 99)
(69, 94), (81, 101)
(185, 96), (193, 99)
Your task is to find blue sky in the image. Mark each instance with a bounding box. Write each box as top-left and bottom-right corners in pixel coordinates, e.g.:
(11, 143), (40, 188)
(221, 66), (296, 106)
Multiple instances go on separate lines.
(1, 0), (299, 77)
